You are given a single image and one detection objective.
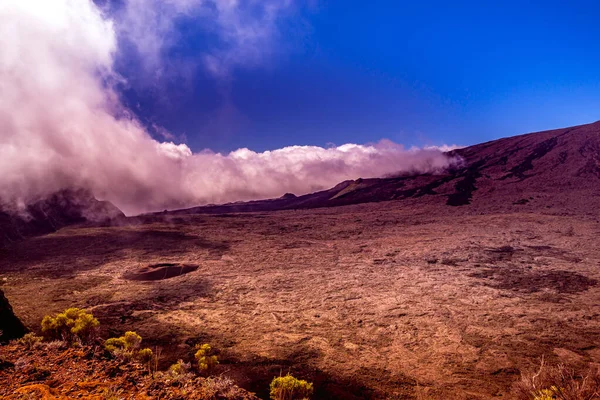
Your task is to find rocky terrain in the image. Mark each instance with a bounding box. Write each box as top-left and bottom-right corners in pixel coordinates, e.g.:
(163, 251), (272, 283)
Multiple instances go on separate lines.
(0, 340), (258, 399)
(1, 122), (600, 398)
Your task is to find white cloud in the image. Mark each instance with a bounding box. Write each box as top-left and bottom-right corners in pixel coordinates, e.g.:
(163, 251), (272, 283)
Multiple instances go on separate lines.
(0, 0), (461, 215)
(113, 0), (296, 80)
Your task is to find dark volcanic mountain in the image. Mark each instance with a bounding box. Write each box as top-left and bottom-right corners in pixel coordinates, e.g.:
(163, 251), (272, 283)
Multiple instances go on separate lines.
(0, 188), (124, 247)
(171, 121), (600, 215)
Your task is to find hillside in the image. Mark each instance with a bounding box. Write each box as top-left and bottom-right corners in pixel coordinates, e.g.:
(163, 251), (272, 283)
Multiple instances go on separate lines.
(170, 121), (600, 215)
(0, 189), (124, 247)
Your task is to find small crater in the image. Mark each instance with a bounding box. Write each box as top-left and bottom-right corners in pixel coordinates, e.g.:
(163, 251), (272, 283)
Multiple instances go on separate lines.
(124, 263), (199, 281)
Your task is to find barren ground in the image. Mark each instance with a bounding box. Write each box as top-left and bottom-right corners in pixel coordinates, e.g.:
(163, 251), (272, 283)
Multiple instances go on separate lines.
(2, 200), (600, 399)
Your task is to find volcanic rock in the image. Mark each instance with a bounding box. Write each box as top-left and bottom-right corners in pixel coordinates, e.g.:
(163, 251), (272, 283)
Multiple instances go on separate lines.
(0, 289), (27, 343)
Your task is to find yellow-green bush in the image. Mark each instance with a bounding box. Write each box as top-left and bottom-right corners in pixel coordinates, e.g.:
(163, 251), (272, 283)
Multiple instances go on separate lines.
(104, 337), (127, 353)
(18, 332), (43, 349)
(123, 331), (142, 350)
(137, 347), (153, 363)
(137, 347), (154, 374)
(532, 388), (558, 400)
(269, 374), (313, 400)
(104, 331), (141, 354)
(41, 308), (99, 343)
(194, 343), (219, 373)
(169, 359), (191, 376)
(105, 331), (154, 370)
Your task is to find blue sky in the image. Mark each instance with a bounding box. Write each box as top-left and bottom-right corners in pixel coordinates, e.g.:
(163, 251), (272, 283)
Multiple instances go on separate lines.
(111, 0), (600, 153)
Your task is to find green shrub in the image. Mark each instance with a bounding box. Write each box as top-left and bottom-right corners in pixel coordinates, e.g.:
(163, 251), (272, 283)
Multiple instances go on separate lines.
(105, 331), (152, 370)
(18, 332), (43, 350)
(41, 308), (99, 343)
(123, 331), (142, 350)
(137, 347), (153, 363)
(169, 359), (191, 376)
(532, 388), (557, 400)
(270, 374), (314, 400)
(194, 343), (219, 373)
(137, 347), (154, 374)
(104, 337), (127, 353)
(104, 331), (142, 354)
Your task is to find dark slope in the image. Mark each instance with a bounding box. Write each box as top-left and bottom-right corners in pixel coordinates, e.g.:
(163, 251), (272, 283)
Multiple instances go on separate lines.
(0, 188), (124, 247)
(0, 289), (27, 342)
(171, 121), (600, 215)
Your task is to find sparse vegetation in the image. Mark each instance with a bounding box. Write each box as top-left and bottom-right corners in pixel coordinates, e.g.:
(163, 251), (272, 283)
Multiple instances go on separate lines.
(270, 374), (314, 400)
(18, 332), (43, 350)
(41, 307), (99, 343)
(164, 359), (195, 386)
(194, 343), (219, 373)
(105, 331), (141, 356)
(137, 347), (154, 373)
(1, 310), (258, 398)
(514, 359), (600, 399)
(137, 347), (153, 362)
(198, 376), (256, 399)
(104, 336), (127, 353)
(6, 189), (600, 399)
(169, 359), (192, 376)
(105, 331), (155, 373)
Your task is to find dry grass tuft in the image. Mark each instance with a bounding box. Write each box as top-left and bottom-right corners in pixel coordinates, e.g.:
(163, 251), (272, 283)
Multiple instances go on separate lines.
(514, 359), (600, 399)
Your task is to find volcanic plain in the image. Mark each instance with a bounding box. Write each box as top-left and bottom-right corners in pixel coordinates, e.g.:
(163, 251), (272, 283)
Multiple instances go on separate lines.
(2, 200), (600, 399)
(2, 122), (600, 399)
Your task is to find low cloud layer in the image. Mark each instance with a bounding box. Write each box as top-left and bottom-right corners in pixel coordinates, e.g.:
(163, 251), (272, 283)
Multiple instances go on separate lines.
(0, 0), (460, 215)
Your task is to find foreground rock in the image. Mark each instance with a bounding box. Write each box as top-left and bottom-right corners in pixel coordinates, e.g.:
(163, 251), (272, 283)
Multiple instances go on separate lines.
(0, 289), (27, 342)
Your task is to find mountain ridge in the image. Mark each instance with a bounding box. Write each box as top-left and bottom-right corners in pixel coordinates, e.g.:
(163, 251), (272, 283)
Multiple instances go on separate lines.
(167, 121), (600, 215)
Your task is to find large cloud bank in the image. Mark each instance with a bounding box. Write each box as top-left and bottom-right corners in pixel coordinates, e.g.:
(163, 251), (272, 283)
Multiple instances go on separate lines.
(0, 0), (460, 215)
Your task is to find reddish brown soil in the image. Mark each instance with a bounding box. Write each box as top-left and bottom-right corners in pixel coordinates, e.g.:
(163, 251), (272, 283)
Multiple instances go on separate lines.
(2, 122), (600, 398)
(1, 201), (599, 399)
(0, 342), (257, 399)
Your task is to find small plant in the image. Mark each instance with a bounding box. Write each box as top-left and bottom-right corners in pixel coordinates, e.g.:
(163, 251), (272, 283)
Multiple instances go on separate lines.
(137, 347), (153, 363)
(105, 331), (150, 367)
(169, 359), (191, 377)
(104, 337), (127, 353)
(514, 358), (600, 399)
(105, 331), (141, 354)
(101, 386), (124, 400)
(531, 387), (558, 400)
(41, 308), (99, 343)
(198, 376), (253, 399)
(165, 359), (195, 385)
(123, 331), (142, 350)
(194, 343), (219, 373)
(137, 347), (154, 374)
(270, 374), (314, 400)
(18, 333), (43, 350)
